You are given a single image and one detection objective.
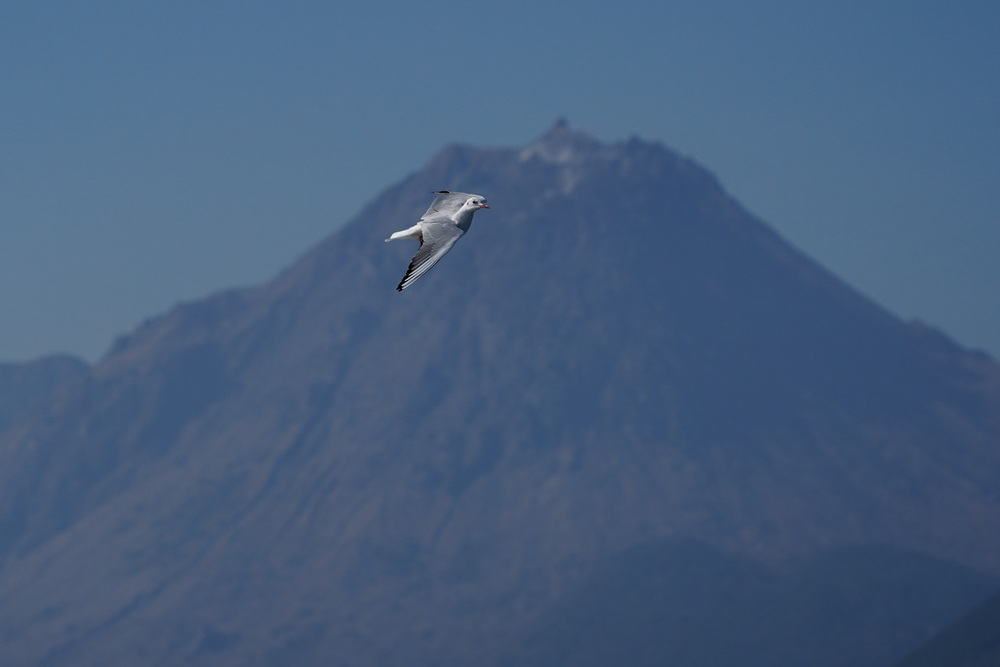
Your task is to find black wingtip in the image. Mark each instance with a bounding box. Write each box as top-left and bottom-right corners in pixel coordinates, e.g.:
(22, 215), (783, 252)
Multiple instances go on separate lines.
(432, 190), (452, 194)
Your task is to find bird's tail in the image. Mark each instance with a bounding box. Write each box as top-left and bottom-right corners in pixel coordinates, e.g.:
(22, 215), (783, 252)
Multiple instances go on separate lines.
(385, 225), (422, 242)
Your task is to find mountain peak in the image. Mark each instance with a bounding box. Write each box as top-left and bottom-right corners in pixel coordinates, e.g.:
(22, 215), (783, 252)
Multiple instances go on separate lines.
(519, 117), (606, 164)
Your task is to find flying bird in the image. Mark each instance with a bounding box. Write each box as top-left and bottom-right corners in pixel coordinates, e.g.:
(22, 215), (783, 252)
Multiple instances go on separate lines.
(385, 190), (490, 291)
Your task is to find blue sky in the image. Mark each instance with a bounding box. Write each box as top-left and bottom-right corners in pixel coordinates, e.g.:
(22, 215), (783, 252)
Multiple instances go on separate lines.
(2, 1), (998, 362)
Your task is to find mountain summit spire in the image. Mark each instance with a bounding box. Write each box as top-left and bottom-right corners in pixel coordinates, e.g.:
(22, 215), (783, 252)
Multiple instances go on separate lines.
(520, 117), (604, 164)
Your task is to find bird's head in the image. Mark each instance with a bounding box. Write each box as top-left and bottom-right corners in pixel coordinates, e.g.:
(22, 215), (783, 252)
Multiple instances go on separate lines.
(464, 195), (489, 210)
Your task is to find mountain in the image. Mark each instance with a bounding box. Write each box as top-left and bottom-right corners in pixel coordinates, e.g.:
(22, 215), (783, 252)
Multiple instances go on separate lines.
(1, 121), (999, 666)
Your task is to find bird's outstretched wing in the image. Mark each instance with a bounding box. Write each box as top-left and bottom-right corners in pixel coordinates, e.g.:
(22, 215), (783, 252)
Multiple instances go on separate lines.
(420, 191), (469, 220)
(396, 221), (465, 291)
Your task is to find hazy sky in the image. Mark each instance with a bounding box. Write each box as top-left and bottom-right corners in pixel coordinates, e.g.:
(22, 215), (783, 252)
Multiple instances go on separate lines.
(3, 1), (998, 362)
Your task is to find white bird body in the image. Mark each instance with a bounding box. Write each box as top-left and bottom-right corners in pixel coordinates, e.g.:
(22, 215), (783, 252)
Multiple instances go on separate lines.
(385, 190), (489, 291)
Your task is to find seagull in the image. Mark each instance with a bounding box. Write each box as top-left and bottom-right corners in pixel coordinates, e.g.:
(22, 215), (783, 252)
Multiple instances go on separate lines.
(385, 190), (490, 291)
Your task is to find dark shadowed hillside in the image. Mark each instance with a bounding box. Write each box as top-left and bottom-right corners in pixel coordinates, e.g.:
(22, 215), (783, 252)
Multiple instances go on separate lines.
(0, 122), (998, 666)
(524, 542), (993, 667)
(894, 589), (1000, 667)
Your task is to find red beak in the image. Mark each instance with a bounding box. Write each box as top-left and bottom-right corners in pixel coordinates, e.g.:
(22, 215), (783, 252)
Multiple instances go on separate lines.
(480, 204), (490, 209)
